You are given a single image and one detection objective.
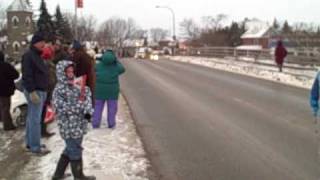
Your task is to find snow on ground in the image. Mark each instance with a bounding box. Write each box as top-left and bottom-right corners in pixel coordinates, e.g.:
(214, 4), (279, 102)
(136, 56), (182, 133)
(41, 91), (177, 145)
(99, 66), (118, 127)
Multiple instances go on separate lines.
(0, 129), (23, 162)
(167, 56), (317, 89)
(16, 95), (150, 180)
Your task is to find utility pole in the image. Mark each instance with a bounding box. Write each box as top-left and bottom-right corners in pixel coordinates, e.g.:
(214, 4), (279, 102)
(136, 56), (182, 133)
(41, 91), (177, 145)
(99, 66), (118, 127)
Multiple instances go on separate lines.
(75, 0), (78, 40)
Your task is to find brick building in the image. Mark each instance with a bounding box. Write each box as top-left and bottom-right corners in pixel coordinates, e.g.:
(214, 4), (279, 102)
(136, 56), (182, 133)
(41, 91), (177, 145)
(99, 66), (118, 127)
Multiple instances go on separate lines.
(6, 0), (34, 63)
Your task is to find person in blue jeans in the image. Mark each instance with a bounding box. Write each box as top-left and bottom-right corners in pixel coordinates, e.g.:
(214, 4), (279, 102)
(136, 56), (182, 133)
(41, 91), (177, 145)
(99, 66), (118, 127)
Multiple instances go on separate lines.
(92, 50), (125, 129)
(22, 32), (50, 155)
(52, 60), (95, 180)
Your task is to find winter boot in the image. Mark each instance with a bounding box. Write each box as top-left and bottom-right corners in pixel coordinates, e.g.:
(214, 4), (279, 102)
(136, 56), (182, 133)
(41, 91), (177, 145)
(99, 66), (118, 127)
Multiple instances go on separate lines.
(70, 160), (96, 180)
(52, 154), (70, 180)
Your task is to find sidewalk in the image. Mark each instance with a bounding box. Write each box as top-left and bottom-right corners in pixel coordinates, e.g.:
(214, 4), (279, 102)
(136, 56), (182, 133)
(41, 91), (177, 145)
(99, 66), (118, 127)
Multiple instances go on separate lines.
(10, 95), (150, 180)
(167, 56), (316, 89)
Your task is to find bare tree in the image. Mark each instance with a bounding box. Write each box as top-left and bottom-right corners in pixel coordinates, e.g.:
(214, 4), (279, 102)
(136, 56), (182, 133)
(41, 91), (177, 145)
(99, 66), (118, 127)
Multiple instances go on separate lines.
(150, 28), (168, 42)
(96, 17), (143, 48)
(202, 14), (228, 31)
(77, 15), (97, 42)
(132, 29), (147, 39)
(64, 12), (97, 42)
(179, 18), (200, 40)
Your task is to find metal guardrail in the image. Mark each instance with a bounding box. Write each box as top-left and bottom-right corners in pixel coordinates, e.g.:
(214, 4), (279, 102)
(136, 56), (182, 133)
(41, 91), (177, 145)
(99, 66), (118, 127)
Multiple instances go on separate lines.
(177, 47), (320, 68)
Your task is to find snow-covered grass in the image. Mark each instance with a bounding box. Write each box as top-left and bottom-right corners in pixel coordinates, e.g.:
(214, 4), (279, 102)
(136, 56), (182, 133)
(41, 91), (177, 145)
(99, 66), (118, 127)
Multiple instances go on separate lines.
(16, 95), (150, 180)
(167, 56), (317, 89)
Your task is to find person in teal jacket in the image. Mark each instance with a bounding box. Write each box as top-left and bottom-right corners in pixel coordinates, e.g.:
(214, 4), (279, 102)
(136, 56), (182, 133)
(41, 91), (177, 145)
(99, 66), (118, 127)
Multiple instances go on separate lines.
(93, 50), (125, 128)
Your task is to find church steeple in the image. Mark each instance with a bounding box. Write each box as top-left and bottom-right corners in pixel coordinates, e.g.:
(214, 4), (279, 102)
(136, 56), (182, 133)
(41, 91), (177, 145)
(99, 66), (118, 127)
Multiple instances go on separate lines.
(7, 0), (32, 13)
(6, 0), (34, 63)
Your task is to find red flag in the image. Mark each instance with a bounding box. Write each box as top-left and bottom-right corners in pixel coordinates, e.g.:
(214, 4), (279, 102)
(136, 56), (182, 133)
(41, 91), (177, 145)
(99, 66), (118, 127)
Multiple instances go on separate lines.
(76, 0), (83, 8)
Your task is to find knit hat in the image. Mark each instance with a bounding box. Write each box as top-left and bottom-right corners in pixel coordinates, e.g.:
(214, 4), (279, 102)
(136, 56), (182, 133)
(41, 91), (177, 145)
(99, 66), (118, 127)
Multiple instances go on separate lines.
(72, 40), (82, 50)
(31, 32), (45, 45)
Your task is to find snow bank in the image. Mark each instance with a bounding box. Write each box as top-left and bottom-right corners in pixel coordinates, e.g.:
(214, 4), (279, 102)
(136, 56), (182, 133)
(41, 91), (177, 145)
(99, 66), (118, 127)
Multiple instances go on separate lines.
(16, 95), (150, 180)
(167, 56), (317, 89)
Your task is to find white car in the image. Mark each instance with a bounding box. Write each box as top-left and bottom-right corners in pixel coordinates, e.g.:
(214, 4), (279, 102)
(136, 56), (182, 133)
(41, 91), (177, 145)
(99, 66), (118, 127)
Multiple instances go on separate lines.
(10, 90), (27, 127)
(10, 76), (28, 127)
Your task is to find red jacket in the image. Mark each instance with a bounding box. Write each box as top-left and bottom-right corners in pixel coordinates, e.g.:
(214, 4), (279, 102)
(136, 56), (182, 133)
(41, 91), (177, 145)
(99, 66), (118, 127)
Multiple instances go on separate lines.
(275, 44), (287, 65)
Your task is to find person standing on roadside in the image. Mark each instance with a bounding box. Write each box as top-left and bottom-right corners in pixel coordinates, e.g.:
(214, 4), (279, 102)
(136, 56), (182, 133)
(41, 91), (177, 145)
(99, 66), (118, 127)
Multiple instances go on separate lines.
(275, 40), (287, 72)
(40, 43), (56, 138)
(22, 32), (50, 155)
(52, 60), (95, 180)
(71, 40), (96, 103)
(92, 50), (125, 129)
(52, 39), (70, 65)
(0, 51), (19, 131)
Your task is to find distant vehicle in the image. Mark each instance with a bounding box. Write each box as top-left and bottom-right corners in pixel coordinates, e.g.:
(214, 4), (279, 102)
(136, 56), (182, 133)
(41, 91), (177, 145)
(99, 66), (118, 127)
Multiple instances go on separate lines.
(134, 47), (152, 59)
(149, 50), (161, 61)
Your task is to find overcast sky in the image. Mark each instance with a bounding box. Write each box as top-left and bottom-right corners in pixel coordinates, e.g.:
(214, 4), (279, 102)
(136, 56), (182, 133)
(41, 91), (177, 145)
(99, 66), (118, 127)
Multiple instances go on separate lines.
(1, 0), (320, 35)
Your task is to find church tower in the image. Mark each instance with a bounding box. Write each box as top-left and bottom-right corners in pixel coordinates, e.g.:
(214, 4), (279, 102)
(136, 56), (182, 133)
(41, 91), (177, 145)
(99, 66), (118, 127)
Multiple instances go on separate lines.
(6, 0), (34, 63)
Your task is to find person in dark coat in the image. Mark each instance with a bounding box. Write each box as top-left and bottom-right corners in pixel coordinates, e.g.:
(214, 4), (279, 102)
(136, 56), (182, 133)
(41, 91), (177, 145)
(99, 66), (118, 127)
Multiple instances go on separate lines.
(22, 32), (50, 155)
(40, 43), (56, 138)
(0, 51), (19, 131)
(275, 40), (288, 72)
(71, 40), (96, 103)
(52, 40), (70, 65)
(92, 50), (125, 129)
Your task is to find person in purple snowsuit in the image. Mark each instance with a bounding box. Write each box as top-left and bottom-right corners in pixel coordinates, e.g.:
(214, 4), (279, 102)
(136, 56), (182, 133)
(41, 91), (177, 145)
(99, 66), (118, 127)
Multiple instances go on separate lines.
(92, 50), (125, 129)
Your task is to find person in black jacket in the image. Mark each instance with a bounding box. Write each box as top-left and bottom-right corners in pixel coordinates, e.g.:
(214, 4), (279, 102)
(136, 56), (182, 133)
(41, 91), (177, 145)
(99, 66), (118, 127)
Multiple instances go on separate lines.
(0, 51), (19, 131)
(22, 32), (50, 155)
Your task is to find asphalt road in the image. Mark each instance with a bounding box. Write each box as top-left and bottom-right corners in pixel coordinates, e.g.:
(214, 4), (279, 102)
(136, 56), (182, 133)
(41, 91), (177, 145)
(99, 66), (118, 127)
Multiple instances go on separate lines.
(120, 58), (319, 180)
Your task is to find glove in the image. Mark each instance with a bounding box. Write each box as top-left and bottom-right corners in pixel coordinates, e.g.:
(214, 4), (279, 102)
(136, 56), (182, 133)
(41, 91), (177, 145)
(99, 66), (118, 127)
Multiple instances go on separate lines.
(84, 113), (91, 122)
(30, 91), (41, 104)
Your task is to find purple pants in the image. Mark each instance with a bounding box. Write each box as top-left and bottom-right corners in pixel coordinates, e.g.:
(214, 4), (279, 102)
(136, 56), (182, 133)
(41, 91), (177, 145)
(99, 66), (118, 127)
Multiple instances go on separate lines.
(92, 100), (118, 128)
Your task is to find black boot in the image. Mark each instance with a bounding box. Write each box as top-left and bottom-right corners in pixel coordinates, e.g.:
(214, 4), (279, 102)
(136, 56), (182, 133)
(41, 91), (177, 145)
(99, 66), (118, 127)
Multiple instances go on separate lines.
(52, 154), (70, 180)
(70, 160), (96, 180)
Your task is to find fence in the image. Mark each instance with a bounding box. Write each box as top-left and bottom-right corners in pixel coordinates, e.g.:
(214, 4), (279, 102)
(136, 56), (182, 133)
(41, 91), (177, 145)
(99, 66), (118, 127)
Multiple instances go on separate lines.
(177, 47), (320, 69)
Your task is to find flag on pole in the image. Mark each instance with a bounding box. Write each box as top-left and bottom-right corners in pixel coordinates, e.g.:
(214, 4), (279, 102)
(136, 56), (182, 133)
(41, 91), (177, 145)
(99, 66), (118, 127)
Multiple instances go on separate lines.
(76, 0), (83, 8)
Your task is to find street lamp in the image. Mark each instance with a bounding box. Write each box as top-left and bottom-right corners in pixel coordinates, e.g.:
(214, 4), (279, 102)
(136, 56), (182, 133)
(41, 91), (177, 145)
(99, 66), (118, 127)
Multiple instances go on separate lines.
(155, 5), (176, 41)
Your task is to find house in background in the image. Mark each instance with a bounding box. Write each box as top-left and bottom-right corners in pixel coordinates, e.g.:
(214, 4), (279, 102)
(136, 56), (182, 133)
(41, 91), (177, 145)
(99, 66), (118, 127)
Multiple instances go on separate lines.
(6, 0), (34, 63)
(237, 20), (277, 50)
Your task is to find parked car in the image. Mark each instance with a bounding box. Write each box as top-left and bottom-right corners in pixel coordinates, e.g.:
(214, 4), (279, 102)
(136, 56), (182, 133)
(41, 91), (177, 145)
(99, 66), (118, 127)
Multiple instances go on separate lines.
(10, 76), (28, 127)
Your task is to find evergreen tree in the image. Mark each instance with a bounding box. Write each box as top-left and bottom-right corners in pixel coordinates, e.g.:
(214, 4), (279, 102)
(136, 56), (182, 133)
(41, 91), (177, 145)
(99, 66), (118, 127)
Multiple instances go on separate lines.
(282, 20), (292, 34)
(228, 22), (242, 47)
(54, 5), (73, 42)
(37, 0), (55, 41)
(272, 18), (280, 30)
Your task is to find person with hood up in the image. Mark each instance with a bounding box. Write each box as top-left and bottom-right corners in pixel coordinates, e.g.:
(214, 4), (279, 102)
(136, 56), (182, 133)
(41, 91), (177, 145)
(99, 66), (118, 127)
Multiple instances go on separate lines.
(92, 50), (125, 129)
(52, 60), (95, 180)
(0, 51), (19, 131)
(275, 40), (288, 72)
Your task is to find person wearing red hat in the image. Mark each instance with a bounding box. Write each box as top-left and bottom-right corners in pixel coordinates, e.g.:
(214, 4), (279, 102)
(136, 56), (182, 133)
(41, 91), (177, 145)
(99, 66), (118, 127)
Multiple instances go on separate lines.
(40, 43), (56, 138)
